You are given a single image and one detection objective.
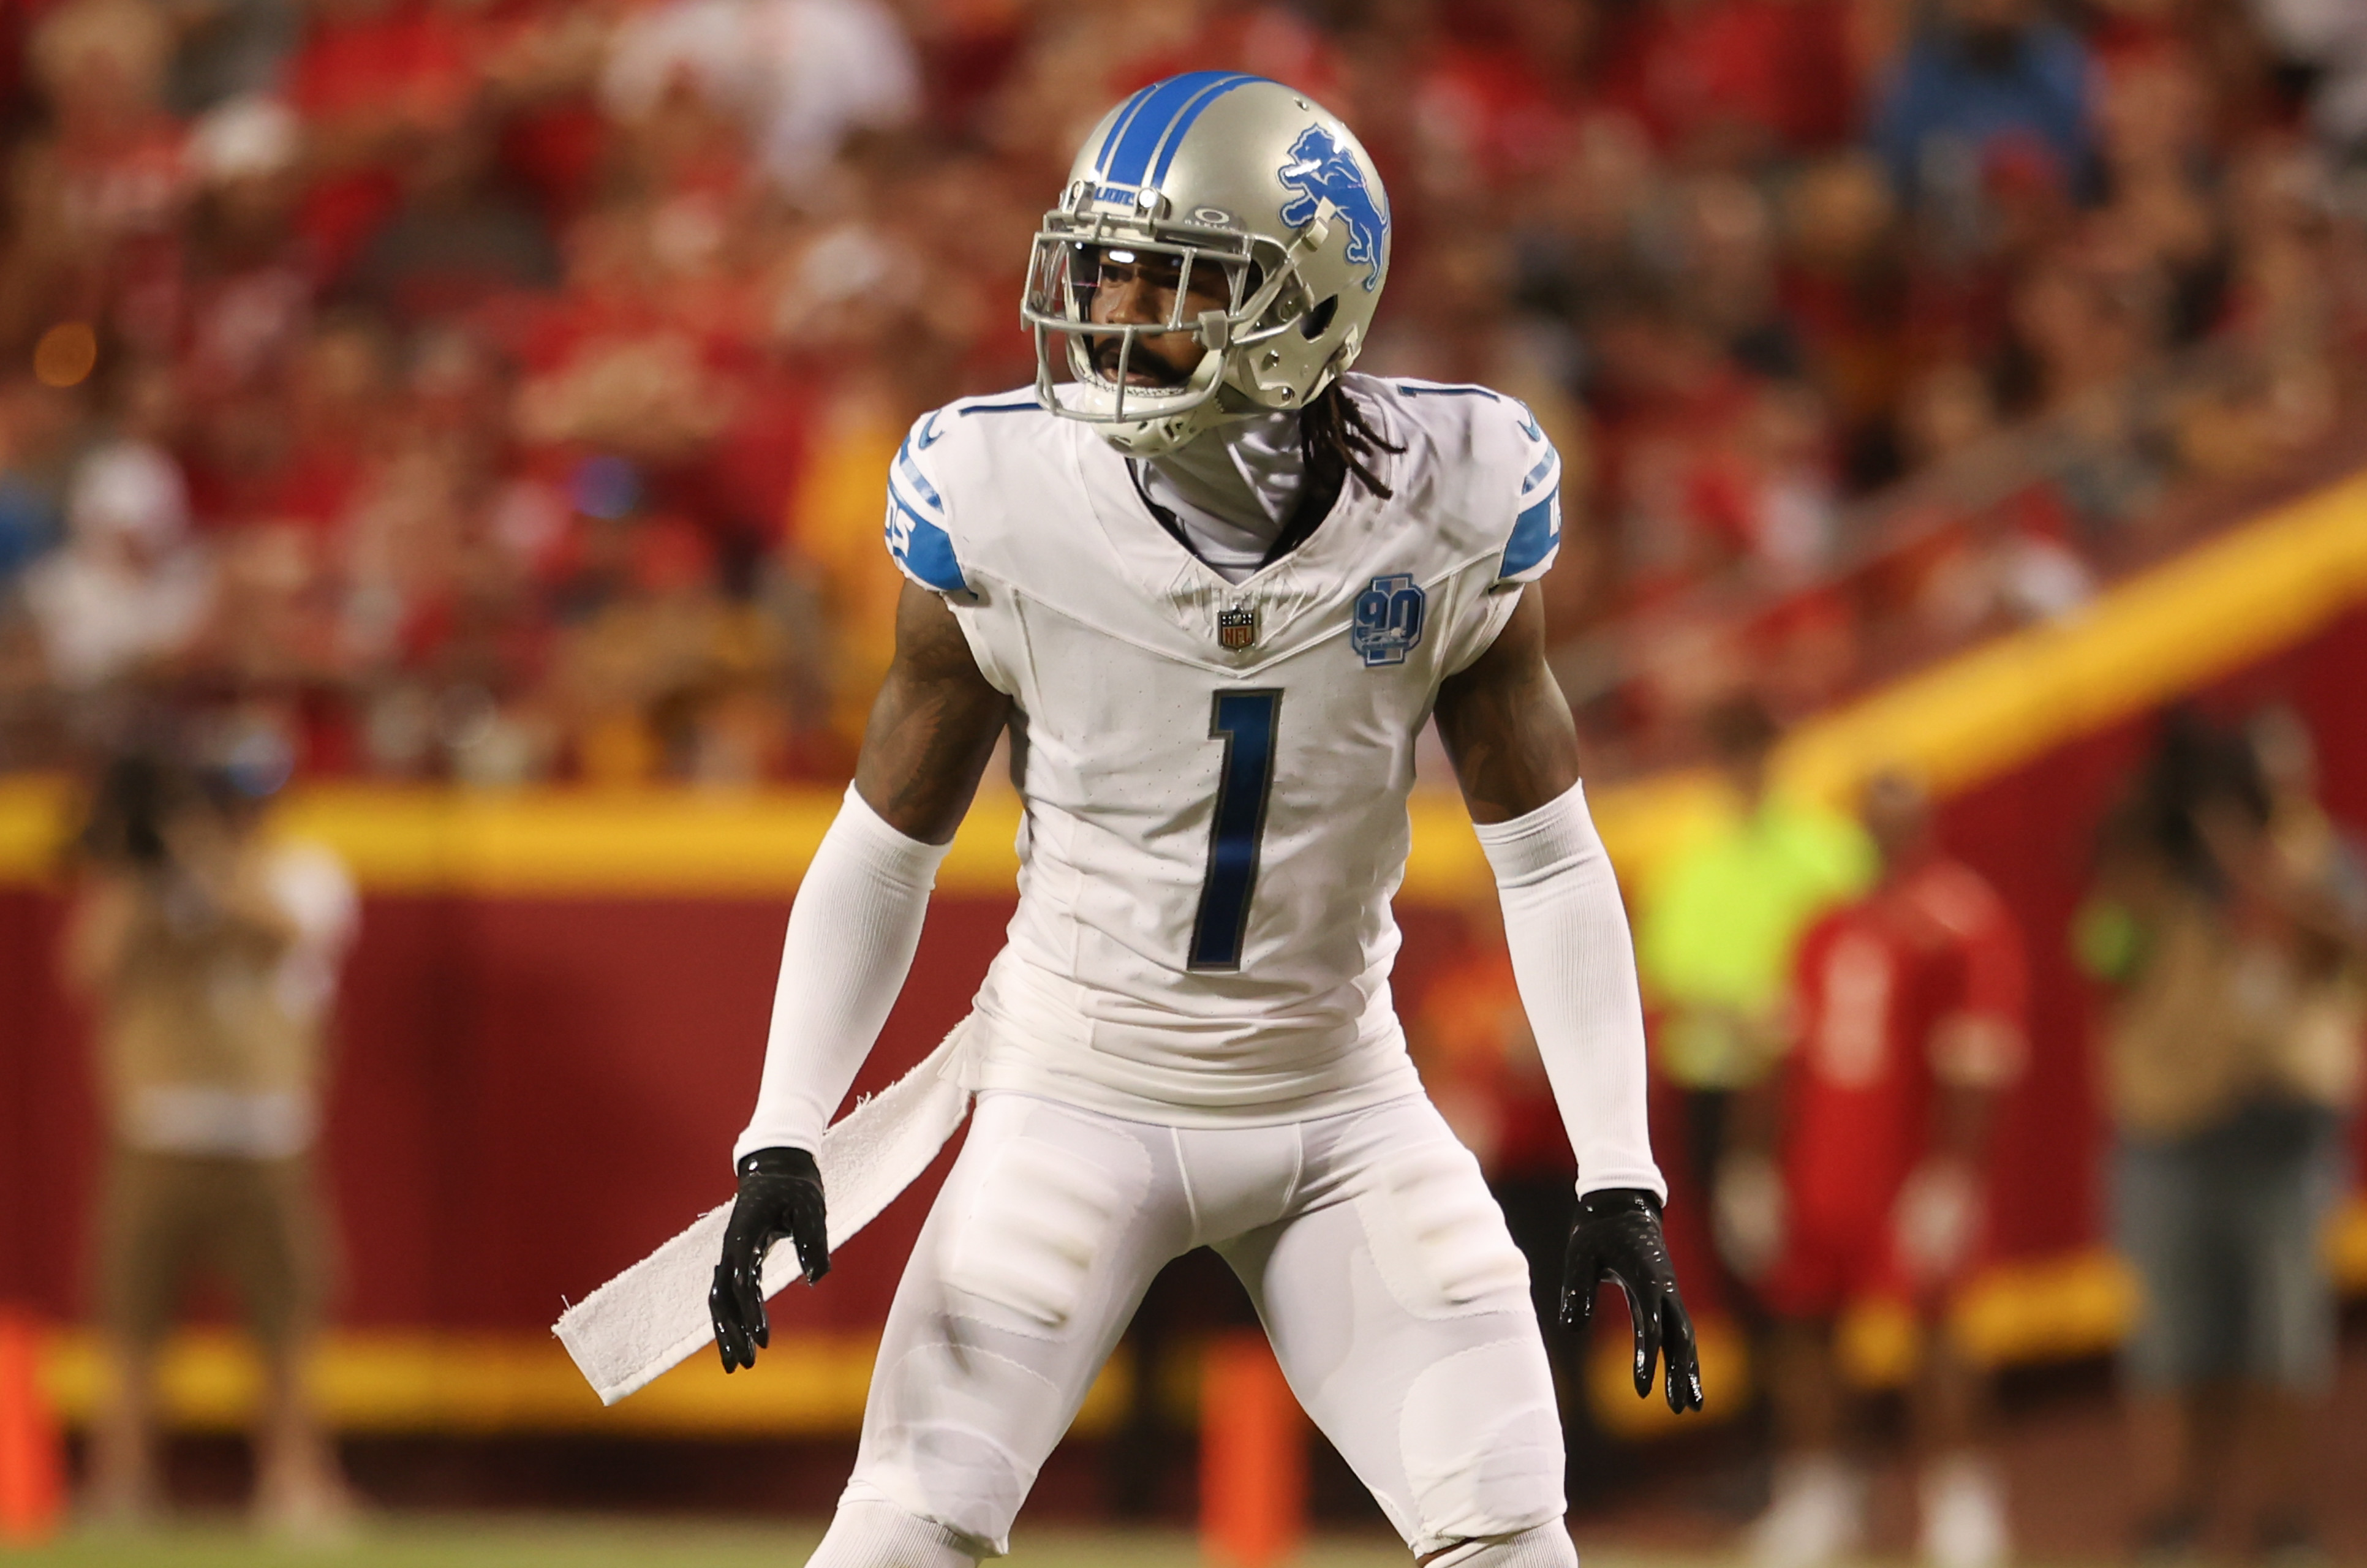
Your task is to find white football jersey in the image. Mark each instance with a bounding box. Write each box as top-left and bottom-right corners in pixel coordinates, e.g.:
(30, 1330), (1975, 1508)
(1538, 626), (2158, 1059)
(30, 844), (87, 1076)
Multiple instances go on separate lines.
(887, 374), (1563, 1126)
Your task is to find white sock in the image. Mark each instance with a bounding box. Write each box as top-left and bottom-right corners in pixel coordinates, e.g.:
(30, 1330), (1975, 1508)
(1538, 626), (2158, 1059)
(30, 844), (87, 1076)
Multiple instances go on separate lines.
(1919, 1452), (2008, 1568)
(1751, 1453), (1866, 1568)
(1427, 1522), (1580, 1567)
(807, 1499), (982, 1568)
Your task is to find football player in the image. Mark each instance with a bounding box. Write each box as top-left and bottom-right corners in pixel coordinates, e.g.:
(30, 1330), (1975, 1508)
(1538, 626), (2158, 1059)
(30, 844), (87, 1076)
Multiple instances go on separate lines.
(710, 74), (1701, 1568)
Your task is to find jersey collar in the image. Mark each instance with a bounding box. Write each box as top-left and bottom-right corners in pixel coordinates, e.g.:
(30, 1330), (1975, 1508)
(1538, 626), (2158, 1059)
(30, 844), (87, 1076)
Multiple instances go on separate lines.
(1065, 420), (1392, 669)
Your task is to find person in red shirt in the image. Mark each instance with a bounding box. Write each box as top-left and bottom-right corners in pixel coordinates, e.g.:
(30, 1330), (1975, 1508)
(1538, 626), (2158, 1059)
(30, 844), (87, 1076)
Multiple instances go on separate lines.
(1727, 771), (2027, 1568)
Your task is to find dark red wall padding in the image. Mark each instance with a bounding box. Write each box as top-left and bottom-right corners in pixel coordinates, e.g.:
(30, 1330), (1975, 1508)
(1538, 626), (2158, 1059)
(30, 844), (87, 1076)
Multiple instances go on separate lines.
(3, 607), (2361, 1333)
(0, 889), (1008, 1331)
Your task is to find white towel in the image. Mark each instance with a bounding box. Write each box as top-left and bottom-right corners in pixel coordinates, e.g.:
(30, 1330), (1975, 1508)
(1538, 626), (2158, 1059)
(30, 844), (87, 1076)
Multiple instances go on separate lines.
(553, 1022), (975, 1405)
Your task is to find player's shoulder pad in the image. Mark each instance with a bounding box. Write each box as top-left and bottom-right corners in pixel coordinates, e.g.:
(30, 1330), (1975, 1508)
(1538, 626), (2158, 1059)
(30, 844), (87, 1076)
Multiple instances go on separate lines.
(882, 390), (1057, 594)
(1364, 377), (1562, 586)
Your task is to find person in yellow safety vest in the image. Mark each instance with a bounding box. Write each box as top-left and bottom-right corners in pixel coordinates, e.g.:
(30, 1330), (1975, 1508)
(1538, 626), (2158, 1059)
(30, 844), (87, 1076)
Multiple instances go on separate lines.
(1635, 695), (1875, 1286)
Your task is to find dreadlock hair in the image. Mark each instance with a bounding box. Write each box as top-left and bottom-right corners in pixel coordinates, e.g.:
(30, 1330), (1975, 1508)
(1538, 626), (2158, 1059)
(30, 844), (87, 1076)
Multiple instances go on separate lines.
(1298, 378), (1403, 501)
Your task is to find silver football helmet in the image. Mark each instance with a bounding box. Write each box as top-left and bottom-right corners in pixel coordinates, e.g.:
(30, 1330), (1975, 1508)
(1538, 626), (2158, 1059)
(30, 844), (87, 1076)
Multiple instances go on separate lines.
(1022, 73), (1392, 457)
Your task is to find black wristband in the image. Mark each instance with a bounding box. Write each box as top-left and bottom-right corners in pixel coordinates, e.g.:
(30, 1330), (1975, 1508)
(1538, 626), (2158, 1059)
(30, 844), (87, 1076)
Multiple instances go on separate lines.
(1576, 1187), (1663, 1221)
(737, 1146), (821, 1182)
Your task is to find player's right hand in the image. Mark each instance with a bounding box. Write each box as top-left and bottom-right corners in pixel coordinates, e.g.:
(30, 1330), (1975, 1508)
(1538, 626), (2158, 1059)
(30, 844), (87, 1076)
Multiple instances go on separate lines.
(710, 1146), (830, 1373)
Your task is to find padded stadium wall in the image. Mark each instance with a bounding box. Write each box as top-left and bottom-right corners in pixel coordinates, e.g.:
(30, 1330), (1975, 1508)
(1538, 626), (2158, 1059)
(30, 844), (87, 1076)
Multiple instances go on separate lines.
(0, 468), (2362, 1433)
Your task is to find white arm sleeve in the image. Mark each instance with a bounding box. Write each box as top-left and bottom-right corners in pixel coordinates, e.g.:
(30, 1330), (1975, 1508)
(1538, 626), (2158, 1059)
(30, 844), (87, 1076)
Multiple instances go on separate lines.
(1473, 780), (1667, 1202)
(731, 785), (952, 1166)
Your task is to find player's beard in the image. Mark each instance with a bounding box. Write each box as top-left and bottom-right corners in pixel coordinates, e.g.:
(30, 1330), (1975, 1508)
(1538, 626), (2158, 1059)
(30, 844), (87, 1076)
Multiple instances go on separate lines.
(1090, 331), (1201, 390)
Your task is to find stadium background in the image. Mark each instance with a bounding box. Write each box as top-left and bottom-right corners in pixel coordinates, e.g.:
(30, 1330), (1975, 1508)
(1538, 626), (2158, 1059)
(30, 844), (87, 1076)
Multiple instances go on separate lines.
(0, 0), (2363, 1559)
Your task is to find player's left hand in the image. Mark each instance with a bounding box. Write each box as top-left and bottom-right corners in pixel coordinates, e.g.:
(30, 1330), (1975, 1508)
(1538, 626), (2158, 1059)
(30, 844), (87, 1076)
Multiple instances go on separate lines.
(1561, 1187), (1704, 1414)
(709, 1146), (830, 1373)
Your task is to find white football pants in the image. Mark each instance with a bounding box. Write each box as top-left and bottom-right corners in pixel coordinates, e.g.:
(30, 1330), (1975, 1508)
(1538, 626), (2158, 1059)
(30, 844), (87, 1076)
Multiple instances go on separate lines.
(826, 1089), (1567, 1560)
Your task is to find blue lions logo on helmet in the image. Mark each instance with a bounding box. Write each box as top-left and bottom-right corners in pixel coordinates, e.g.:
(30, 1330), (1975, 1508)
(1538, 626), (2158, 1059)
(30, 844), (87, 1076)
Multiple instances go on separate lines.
(1277, 126), (1388, 293)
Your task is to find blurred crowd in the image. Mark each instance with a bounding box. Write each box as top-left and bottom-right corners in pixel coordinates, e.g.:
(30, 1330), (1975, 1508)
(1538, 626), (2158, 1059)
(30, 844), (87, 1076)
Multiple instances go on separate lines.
(0, 0), (2365, 785)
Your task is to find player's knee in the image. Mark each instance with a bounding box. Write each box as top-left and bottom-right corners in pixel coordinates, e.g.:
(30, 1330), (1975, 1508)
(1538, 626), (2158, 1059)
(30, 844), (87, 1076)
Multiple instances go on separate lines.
(807, 1498), (986, 1567)
(858, 1330), (1073, 1544)
(848, 1395), (1038, 1550)
(1424, 1522), (1580, 1567)
(853, 1304), (1091, 1550)
(1400, 1337), (1566, 1543)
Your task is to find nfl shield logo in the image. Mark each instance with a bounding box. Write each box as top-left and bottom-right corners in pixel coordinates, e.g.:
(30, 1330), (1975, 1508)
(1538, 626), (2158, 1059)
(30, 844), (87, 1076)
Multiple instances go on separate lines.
(1217, 605), (1258, 651)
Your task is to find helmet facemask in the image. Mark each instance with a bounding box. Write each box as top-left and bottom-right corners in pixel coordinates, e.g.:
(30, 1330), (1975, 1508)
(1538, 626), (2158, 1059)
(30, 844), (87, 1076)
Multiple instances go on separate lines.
(1023, 185), (1331, 456)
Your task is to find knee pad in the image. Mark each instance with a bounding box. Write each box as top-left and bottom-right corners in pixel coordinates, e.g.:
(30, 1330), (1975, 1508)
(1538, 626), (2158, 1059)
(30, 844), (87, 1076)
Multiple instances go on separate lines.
(807, 1499), (984, 1568)
(857, 1349), (1046, 1548)
(1420, 1523), (1571, 1561)
(1400, 1337), (1566, 1544)
(1427, 1521), (1580, 1567)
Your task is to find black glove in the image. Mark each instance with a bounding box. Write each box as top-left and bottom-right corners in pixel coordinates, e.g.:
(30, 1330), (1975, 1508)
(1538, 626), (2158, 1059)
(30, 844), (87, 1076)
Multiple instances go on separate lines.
(709, 1146), (830, 1373)
(1560, 1187), (1704, 1414)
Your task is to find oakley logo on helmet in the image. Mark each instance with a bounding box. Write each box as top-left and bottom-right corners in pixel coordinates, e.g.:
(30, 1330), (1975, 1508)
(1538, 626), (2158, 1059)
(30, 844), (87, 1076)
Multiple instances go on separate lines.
(1277, 127), (1387, 292)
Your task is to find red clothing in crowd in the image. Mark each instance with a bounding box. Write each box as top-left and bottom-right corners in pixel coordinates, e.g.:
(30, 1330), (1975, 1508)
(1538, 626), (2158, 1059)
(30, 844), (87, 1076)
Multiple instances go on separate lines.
(1412, 40), (1582, 189)
(1607, 0), (1860, 157)
(287, 0), (477, 275)
(1760, 855), (2026, 1314)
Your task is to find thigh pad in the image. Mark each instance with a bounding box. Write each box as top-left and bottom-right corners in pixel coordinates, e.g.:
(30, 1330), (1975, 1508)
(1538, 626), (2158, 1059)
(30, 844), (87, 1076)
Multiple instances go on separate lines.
(940, 1110), (1152, 1336)
(1356, 1139), (1533, 1320)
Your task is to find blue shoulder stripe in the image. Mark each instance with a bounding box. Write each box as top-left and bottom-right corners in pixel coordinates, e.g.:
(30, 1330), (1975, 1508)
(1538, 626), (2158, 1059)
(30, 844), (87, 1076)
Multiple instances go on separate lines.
(885, 492), (967, 593)
(886, 468), (939, 526)
(1521, 449), (1558, 496)
(1396, 382), (1500, 400)
(1500, 487), (1562, 580)
(894, 438), (943, 513)
(957, 398), (1041, 417)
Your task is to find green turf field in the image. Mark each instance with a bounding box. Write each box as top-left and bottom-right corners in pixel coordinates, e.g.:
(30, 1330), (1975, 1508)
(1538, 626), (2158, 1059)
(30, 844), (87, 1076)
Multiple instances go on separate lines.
(0, 1515), (1430, 1566)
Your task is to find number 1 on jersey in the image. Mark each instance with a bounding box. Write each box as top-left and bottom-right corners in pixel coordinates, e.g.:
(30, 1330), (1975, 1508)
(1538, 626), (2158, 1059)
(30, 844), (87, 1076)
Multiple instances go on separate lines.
(1188, 689), (1281, 971)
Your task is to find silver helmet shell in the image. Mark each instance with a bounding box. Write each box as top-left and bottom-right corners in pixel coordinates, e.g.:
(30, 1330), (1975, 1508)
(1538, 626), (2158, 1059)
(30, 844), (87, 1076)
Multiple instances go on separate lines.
(1021, 73), (1392, 456)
